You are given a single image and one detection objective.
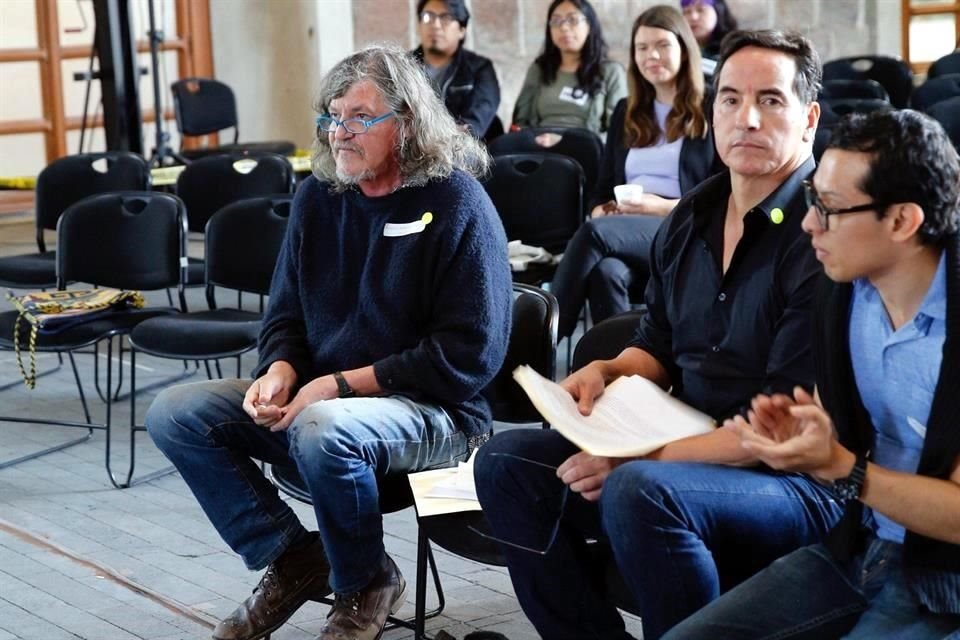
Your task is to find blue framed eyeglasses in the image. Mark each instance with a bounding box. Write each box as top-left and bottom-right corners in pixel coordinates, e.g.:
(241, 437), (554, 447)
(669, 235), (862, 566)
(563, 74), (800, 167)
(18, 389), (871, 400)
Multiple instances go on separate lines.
(315, 112), (395, 135)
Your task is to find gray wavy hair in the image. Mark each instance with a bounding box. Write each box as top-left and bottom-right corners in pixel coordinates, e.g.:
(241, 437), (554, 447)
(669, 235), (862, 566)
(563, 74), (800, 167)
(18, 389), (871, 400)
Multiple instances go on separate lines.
(312, 44), (490, 190)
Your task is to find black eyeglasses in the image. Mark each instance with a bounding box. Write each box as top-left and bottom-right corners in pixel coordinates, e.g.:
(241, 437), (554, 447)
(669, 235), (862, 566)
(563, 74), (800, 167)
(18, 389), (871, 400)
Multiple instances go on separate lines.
(467, 453), (570, 555)
(802, 180), (882, 231)
(420, 11), (458, 27)
(548, 14), (586, 29)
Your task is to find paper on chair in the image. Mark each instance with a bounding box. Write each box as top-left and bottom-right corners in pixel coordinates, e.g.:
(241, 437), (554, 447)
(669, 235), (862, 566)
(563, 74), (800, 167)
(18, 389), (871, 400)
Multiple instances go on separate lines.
(408, 449), (482, 517)
(512, 365), (716, 457)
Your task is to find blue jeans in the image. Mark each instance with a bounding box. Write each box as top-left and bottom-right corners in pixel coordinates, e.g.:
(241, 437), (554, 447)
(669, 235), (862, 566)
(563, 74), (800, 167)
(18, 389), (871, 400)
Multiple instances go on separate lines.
(473, 429), (844, 639)
(665, 538), (960, 639)
(145, 379), (467, 593)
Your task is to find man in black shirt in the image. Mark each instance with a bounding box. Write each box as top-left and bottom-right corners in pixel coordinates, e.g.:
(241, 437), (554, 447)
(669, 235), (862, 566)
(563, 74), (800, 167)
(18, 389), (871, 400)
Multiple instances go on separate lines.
(475, 30), (845, 639)
(411, 0), (501, 139)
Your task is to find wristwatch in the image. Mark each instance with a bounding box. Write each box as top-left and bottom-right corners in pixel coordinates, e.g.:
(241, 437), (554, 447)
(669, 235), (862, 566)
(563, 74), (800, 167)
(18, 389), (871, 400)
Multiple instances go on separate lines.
(333, 371), (356, 398)
(833, 451), (868, 501)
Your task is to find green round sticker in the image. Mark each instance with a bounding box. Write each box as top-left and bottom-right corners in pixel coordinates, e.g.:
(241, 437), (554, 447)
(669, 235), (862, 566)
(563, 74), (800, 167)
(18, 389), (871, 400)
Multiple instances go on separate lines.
(771, 208), (784, 224)
(421, 211), (434, 225)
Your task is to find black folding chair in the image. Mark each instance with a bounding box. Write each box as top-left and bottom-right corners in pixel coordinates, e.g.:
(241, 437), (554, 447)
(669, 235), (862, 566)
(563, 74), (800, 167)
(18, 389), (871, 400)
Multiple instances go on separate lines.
(171, 77), (296, 160)
(911, 74), (960, 112)
(483, 153), (584, 285)
(0, 152), (150, 291)
(488, 127), (603, 201)
(0, 192), (188, 488)
(823, 55), (913, 108)
(928, 51), (960, 79)
(928, 97), (960, 150)
(270, 283), (559, 639)
(175, 153), (295, 285)
(128, 195), (292, 391)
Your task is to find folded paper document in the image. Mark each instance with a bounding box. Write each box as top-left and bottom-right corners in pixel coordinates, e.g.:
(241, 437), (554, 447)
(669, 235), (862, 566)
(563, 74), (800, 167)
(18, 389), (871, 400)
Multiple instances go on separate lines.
(512, 365), (716, 457)
(408, 449), (482, 517)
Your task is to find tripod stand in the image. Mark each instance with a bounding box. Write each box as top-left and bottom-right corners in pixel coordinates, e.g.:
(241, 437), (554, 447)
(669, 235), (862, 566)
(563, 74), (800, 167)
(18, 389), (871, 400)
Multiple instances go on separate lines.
(146, 0), (186, 167)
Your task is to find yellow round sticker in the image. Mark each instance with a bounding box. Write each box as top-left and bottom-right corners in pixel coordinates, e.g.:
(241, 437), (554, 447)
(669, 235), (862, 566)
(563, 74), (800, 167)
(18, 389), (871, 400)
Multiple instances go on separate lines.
(770, 208), (784, 224)
(421, 211), (434, 225)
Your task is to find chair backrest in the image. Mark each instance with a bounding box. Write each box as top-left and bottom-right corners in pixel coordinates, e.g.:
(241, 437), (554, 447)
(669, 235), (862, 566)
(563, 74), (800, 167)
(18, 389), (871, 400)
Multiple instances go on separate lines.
(176, 153), (295, 233)
(823, 55), (913, 108)
(34, 152), (150, 250)
(170, 77), (239, 141)
(482, 283), (559, 425)
(488, 127), (603, 195)
(911, 74), (960, 112)
(204, 195), (293, 301)
(571, 309), (647, 372)
(927, 97), (960, 151)
(820, 78), (889, 102)
(928, 51), (960, 79)
(483, 153), (584, 255)
(821, 97), (893, 117)
(56, 191), (188, 295)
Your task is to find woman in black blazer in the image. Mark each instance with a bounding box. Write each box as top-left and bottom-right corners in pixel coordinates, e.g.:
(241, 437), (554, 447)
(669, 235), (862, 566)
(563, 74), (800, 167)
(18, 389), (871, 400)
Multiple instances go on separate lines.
(551, 5), (721, 339)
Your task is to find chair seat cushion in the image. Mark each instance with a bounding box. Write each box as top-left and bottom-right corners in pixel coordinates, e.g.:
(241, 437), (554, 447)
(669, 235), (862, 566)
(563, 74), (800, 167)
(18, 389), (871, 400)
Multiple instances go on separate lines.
(0, 307), (178, 351)
(129, 309), (261, 358)
(0, 252), (57, 288)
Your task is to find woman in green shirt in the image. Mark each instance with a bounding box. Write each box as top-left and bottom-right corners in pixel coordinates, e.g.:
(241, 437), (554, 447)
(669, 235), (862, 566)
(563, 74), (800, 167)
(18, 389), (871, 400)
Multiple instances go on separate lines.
(512, 0), (627, 135)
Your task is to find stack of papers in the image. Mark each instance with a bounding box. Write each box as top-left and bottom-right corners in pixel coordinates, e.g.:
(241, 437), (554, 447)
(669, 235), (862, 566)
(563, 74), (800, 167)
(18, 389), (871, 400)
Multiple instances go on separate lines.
(408, 449), (482, 517)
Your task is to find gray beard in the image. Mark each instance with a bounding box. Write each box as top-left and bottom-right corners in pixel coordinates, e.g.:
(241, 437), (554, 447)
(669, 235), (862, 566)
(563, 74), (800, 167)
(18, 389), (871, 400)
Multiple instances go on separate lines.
(335, 167), (375, 185)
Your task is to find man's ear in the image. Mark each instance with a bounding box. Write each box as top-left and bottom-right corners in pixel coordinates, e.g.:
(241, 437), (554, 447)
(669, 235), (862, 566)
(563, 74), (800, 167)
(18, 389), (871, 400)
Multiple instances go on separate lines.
(802, 101), (821, 143)
(888, 202), (926, 243)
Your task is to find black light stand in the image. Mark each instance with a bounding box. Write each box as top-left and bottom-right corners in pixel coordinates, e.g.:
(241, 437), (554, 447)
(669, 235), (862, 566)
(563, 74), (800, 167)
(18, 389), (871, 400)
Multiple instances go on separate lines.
(146, 0), (186, 167)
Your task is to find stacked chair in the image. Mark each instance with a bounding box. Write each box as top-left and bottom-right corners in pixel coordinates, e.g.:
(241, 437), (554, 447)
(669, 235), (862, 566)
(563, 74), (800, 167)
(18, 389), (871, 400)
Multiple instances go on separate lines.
(822, 55), (913, 108)
(174, 153), (295, 285)
(0, 152), (150, 291)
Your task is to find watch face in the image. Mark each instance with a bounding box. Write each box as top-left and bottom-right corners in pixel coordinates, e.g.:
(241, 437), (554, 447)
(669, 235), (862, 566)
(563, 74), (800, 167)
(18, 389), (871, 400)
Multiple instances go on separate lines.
(833, 480), (859, 501)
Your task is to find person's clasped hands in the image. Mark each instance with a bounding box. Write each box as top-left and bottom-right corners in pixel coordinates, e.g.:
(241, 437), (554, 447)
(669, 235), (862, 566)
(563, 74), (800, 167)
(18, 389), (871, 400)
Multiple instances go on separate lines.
(241, 361), (341, 432)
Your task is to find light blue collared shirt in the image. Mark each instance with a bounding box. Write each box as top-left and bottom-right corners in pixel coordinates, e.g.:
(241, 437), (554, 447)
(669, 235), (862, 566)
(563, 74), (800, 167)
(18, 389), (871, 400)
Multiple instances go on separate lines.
(848, 251), (946, 543)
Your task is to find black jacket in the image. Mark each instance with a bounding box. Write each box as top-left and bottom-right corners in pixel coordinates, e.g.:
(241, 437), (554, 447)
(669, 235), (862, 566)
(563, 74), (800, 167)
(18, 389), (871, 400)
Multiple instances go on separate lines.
(412, 46), (500, 139)
(817, 233), (960, 612)
(588, 97), (721, 212)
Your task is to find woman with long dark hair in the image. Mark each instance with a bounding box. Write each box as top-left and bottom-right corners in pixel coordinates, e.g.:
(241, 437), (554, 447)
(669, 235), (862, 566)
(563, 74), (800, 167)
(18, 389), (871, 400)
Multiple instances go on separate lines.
(681, 0), (739, 59)
(551, 5), (722, 340)
(512, 0), (626, 134)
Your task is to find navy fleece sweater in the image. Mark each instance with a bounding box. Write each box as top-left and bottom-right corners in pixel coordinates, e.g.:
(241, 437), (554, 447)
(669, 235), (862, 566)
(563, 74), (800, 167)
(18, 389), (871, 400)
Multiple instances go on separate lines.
(254, 171), (513, 437)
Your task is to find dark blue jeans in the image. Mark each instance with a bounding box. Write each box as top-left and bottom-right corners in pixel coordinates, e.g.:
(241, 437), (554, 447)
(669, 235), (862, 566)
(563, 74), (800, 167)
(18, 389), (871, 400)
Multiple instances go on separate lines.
(664, 539), (960, 639)
(145, 379), (467, 593)
(550, 215), (664, 339)
(473, 429), (844, 639)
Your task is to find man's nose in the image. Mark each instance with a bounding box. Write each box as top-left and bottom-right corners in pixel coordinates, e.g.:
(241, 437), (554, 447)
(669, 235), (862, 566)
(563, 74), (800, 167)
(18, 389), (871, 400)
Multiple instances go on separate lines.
(735, 102), (760, 130)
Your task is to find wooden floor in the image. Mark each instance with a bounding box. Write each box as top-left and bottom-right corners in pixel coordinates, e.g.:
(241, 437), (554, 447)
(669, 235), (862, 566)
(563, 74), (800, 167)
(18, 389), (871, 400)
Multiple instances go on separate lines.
(0, 219), (643, 639)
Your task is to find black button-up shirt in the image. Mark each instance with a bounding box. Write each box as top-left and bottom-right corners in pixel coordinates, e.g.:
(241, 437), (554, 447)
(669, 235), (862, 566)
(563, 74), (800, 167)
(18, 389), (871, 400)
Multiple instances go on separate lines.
(630, 157), (819, 421)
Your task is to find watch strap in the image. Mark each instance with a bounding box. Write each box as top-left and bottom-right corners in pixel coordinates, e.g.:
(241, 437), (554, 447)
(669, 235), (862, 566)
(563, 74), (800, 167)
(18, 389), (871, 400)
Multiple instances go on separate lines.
(834, 451), (868, 501)
(333, 371), (355, 398)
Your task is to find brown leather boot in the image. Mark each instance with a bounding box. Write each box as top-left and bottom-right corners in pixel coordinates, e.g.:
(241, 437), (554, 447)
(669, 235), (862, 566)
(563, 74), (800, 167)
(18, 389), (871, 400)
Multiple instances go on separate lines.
(317, 553), (407, 640)
(213, 534), (331, 640)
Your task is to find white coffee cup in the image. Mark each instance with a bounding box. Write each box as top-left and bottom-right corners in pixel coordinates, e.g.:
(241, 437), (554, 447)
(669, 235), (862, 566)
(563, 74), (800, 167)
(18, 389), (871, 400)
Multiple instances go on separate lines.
(614, 184), (644, 205)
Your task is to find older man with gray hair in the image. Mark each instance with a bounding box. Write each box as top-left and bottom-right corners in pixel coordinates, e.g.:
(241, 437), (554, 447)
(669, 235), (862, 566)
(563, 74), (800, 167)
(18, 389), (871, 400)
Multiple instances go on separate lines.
(145, 45), (512, 640)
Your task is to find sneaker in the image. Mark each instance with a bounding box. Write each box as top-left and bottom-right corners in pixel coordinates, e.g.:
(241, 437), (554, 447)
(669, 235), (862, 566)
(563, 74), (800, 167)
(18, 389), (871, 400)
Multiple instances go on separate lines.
(317, 553), (407, 640)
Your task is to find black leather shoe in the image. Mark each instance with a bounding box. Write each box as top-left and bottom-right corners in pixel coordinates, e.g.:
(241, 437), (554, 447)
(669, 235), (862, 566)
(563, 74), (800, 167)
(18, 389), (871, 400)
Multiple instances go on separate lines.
(317, 553), (406, 640)
(213, 534), (331, 640)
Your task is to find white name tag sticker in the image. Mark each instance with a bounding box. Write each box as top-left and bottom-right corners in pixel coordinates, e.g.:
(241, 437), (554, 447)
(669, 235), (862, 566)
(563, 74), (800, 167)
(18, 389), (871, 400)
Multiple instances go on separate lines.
(558, 86), (589, 107)
(383, 212), (434, 237)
